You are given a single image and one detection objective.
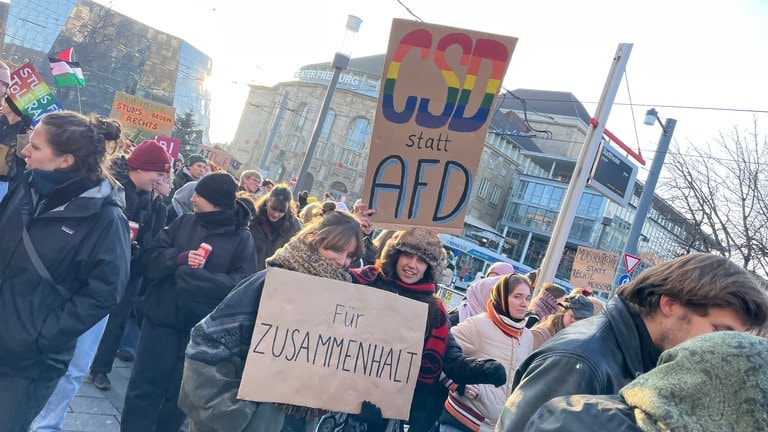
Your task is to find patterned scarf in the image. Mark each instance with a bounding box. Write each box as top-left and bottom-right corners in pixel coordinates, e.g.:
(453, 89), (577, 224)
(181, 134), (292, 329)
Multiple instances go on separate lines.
(266, 237), (352, 283)
(350, 265), (449, 384)
(486, 275), (526, 340)
(264, 237), (351, 419)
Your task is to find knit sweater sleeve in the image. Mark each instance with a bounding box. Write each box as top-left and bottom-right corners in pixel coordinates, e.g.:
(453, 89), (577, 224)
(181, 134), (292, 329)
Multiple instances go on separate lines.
(178, 272), (265, 431)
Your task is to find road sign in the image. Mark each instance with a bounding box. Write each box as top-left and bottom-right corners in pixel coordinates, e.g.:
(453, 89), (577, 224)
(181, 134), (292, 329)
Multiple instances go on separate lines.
(618, 274), (632, 286)
(624, 253), (642, 273)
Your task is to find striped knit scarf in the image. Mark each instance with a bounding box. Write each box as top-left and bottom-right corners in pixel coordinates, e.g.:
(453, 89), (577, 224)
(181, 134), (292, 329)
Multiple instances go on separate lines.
(350, 265), (449, 384)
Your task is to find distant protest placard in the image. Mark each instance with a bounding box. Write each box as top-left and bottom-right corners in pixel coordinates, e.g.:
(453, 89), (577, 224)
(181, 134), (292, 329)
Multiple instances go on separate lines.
(155, 135), (181, 160)
(361, 19), (518, 233)
(196, 145), (243, 176)
(110, 91), (175, 137)
(570, 246), (620, 294)
(238, 268), (428, 420)
(7, 62), (63, 126)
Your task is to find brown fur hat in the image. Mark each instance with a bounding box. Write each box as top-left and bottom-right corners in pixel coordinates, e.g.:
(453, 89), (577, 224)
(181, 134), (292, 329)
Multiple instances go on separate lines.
(381, 227), (447, 282)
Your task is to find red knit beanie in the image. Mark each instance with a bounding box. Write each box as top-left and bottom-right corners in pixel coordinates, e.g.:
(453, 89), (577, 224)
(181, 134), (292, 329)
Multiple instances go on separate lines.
(126, 140), (172, 172)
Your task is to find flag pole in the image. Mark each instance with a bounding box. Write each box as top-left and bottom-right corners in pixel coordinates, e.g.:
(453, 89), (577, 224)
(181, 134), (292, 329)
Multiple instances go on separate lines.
(76, 87), (82, 113)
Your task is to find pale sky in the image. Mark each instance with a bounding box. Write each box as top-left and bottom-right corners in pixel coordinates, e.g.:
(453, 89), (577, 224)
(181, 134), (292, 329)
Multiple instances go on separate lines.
(101, 0), (768, 181)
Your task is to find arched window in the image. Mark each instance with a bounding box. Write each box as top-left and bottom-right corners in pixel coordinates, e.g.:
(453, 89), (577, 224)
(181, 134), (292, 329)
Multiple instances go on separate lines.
(343, 117), (371, 151)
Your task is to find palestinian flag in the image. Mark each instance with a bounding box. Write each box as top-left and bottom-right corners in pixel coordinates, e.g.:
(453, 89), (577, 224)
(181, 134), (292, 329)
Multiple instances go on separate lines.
(49, 48), (85, 88)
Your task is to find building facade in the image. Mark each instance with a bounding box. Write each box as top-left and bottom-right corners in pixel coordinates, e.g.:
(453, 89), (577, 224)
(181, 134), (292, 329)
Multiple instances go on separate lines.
(229, 54), (711, 282)
(2, 0), (212, 143)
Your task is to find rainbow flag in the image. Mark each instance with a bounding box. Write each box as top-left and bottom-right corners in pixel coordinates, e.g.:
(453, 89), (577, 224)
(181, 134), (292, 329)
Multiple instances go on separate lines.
(49, 48), (85, 88)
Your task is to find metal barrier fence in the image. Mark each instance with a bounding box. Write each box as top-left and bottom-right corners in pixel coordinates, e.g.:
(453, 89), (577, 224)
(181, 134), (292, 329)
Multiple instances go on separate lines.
(436, 284), (466, 310)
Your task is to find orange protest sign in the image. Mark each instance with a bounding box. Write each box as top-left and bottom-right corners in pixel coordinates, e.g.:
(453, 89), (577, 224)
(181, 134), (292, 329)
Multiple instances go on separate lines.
(110, 91), (175, 137)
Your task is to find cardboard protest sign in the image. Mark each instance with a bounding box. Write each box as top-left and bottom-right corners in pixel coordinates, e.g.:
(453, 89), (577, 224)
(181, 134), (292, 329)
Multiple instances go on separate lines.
(570, 246), (620, 294)
(238, 268), (428, 420)
(155, 135), (181, 159)
(196, 145), (243, 176)
(8, 62), (63, 126)
(362, 19), (518, 233)
(110, 91), (175, 137)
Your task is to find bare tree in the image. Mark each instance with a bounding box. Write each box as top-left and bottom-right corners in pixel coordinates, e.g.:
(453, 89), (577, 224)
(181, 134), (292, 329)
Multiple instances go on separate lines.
(661, 118), (768, 275)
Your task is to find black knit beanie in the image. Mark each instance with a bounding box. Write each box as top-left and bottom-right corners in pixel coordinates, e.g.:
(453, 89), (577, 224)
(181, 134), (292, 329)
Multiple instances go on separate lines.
(195, 172), (237, 209)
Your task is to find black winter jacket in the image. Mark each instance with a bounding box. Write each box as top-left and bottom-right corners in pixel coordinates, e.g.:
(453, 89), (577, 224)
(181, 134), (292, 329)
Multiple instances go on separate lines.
(496, 297), (659, 432)
(140, 201), (258, 331)
(0, 175), (130, 378)
(249, 210), (301, 272)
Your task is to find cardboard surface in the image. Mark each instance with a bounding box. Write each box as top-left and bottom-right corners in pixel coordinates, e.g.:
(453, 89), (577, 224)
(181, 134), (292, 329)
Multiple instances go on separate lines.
(362, 19), (518, 233)
(238, 268), (428, 420)
(570, 246), (620, 294)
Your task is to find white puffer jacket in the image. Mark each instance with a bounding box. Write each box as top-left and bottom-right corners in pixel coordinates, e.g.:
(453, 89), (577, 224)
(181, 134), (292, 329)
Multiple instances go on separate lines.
(448, 312), (534, 431)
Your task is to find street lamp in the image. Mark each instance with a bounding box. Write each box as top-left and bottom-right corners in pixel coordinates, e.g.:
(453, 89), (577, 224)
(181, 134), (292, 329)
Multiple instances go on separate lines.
(293, 15), (362, 199)
(610, 108), (676, 297)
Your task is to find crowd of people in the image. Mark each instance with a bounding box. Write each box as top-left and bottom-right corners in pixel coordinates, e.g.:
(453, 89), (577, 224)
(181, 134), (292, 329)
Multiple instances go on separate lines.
(1, 77), (768, 431)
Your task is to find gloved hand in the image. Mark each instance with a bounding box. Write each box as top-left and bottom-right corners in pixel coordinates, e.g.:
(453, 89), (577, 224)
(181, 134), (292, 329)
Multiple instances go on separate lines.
(462, 357), (507, 387)
(130, 241), (141, 261)
(524, 311), (540, 329)
(358, 400), (385, 432)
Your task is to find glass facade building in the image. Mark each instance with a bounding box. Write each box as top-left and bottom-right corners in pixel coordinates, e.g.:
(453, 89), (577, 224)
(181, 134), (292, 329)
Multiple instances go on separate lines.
(2, 0), (212, 143)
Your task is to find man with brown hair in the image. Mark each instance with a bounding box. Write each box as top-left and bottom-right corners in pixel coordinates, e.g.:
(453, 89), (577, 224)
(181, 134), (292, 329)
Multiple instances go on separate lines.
(496, 253), (768, 432)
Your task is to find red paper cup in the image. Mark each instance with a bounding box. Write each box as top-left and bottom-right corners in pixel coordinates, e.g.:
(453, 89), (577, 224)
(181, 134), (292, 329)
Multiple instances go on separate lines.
(128, 221), (139, 242)
(195, 243), (212, 268)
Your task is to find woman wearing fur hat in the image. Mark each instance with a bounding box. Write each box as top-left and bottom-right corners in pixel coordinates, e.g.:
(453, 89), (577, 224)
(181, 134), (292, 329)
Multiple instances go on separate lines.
(120, 172), (257, 432)
(179, 210), (365, 432)
(338, 228), (508, 432)
(438, 274), (535, 432)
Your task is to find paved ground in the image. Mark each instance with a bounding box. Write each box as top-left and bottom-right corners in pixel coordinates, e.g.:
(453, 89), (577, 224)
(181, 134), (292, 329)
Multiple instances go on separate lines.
(59, 359), (133, 432)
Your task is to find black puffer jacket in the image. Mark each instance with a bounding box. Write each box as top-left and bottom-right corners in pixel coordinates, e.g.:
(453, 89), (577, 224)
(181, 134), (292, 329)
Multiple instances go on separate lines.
(0, 174), (130, 378)
(496, 297), (658, 432)
(140, 200), (258, 331)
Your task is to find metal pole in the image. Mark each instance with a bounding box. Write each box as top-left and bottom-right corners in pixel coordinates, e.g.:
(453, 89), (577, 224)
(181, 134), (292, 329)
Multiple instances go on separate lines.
(610, 116), (676, 298)
(597, 215), (612, 250)
(294, 52), (350, 200)
(259, 91), (289, 176)
(532, 43), (633, 299)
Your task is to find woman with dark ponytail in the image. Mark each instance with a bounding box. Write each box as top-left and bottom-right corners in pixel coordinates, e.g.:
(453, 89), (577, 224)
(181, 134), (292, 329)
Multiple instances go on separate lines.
(0, 111), (131, 432)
